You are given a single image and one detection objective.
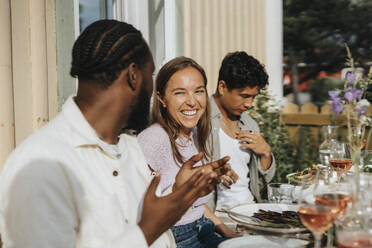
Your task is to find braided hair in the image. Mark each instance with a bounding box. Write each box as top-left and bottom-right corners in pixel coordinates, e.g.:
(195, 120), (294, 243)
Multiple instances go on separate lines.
(218, 51), (269, 90)
(70, 20), (151, 87)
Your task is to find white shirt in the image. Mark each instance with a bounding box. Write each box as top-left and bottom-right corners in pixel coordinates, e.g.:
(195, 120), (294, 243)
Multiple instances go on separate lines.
(0, 96), (175, 248)
(216, 129), (255, 209)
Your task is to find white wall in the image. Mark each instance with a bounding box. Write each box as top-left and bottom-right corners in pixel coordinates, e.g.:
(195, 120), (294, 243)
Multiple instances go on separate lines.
(265, 0), (283, 102)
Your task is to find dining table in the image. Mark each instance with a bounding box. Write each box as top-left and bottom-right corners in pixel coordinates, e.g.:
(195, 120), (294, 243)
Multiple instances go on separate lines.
(215, 202), (316, 248)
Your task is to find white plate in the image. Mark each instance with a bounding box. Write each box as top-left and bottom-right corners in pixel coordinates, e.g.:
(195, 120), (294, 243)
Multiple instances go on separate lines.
(218, 235), (309, 248)
(227, 203), (308, 234)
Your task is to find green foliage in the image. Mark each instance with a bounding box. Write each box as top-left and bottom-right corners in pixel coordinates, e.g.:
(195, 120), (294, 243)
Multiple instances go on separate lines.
(309, 78), (345, 106)
(249, 89), (319, 183)
(294, 126), (319, 170)
(284, 0), (372, 85)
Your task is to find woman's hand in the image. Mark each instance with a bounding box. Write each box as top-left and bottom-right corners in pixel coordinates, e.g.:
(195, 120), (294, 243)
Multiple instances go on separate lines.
(203, 205), (241, 238)
(215, 223), (241, 238)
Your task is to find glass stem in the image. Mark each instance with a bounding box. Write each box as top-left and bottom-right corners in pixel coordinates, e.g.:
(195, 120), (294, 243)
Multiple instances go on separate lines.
(313, 232), (322, 248)
(327, 225), (334, 248)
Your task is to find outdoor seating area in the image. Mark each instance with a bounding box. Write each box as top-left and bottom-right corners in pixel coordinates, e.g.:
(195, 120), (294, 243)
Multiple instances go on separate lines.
(1, 0), (372, 248)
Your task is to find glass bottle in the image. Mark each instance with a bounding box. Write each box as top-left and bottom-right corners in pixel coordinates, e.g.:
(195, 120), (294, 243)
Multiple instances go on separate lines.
(319, 125), (339, 167)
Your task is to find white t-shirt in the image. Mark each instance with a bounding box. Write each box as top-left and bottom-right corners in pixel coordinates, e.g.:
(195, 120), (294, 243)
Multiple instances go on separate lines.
(216, 129), (255, 209)
(0, 96), (175, 248)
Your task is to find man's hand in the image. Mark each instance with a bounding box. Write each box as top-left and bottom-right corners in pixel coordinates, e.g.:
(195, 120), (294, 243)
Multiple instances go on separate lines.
(236, 130), (271, 157)
(138, 169), (216, 245)
(138, 153), (238, 245)
(174, 153), (238, 191)
(236, 130), (272, 170)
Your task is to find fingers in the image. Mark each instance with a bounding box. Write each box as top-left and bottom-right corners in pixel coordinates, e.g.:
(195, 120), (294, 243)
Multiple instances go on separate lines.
(235, 130), (258, 138)
(239, 143), (255, 150)
(220, 175), (233, 189)
(213, 164), (238, 187)
(145, 173), (161, 200)
(181, 152), (204, 170)
(206, 156), (230, 170)
(227, 170), (239, 183)
(189, 172), (216, 197)
(212, 162), (229, 176)
(172, 169), (206, 197)
(178, 170), (216, 204)
(236, 130), (264, 144)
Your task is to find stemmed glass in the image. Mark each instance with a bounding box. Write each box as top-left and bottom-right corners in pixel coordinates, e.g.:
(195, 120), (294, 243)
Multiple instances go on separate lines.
(298, 172), (344, 248)
(335, 173), (372, 248)
(329, 143), (353, 180)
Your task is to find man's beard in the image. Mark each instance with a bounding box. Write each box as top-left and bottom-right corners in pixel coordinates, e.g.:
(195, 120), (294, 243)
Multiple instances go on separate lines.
(124, 85), (151, 134)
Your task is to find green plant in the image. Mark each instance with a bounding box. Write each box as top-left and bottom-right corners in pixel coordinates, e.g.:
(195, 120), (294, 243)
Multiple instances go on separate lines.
(249, 89), (319, 183)
(309, 78), (344, 106)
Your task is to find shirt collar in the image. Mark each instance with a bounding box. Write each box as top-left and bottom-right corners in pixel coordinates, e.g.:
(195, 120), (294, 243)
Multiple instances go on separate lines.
(210, 95), (222, 119)
(61, 96), (123, 159)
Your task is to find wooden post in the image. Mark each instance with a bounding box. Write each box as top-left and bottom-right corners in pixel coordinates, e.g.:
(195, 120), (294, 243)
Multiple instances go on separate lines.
(0, 0), (15, 168)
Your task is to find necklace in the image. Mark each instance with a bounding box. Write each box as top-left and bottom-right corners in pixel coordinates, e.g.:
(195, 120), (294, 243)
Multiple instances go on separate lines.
(220, 118), (240, 138)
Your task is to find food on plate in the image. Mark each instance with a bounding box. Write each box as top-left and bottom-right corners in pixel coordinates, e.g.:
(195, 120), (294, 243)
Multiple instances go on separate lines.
(286, 164), (320, 185)
(252, 209), (305, 228)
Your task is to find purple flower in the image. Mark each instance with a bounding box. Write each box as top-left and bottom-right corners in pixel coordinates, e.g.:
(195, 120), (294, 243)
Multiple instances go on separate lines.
(344, 91), (354, 102)
(346, 87), (363, 101)
(332, 101), (344, 115)
(345, 72), (356, 84)
(328, 91), (340, 100)
(356, 106), (366, 115)
(353, 90), (363, 101)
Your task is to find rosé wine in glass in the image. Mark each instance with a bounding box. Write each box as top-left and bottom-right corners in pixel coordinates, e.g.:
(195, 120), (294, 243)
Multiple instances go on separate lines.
(337, 231), (372, 248)
(298, 205), (336, 233)
(315, 193), (350, 217)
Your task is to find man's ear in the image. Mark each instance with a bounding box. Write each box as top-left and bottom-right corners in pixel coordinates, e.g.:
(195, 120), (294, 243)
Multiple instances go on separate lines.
(217, 80), (227, 95)
(156, 91), (167, 108)
(127, 62), (139, 91)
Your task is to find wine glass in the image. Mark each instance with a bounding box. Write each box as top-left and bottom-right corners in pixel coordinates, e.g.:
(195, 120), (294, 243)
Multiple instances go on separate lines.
(335, 173), (372, 248)
(329, 143), (352, 180)
(313, 174), (353, 247)
(298, 173), (341, 248)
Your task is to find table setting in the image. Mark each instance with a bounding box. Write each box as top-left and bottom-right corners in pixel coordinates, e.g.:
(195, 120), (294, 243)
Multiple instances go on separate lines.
(216, 162), (372, 248)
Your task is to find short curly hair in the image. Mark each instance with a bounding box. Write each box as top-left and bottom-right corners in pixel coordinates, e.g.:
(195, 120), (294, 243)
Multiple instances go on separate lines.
(218, 51), (269, 90)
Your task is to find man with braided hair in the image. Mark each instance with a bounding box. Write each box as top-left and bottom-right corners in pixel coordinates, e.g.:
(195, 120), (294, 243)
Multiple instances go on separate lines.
(0, 20), (236, 248)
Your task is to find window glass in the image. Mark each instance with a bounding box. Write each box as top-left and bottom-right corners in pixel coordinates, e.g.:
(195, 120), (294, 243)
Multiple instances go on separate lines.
(79, 0), (113, 32)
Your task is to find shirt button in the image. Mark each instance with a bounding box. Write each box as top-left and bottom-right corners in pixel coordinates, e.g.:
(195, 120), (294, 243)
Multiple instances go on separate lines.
(125, 218), (129, 223)
(113, 170), (119, 176)
(116, 154), (121, 159)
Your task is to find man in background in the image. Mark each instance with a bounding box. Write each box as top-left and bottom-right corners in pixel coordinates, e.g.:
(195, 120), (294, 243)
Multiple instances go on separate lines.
(209, 51), (276, 210)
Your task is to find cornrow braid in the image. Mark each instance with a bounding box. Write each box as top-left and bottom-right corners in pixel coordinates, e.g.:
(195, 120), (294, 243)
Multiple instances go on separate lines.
(70, 20), (151, 87)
